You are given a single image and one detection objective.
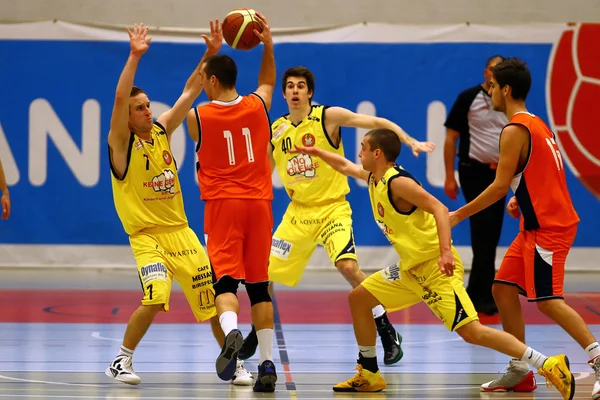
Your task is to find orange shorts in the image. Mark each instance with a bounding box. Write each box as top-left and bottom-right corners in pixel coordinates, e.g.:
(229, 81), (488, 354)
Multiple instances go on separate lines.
(204, 199), (273, 284)
(494, 224), (578, 301)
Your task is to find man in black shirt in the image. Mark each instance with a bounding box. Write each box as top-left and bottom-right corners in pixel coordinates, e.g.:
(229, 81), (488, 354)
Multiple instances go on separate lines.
(443, 55), (507, 315)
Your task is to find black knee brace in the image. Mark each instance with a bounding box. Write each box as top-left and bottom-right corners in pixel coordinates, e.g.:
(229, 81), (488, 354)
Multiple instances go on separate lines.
(245, 281), (272, 306)
(213, 275), (240, 297)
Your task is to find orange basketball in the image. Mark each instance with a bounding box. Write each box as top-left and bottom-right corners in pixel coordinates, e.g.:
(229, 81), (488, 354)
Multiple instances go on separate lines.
(222, 8), (263, 50)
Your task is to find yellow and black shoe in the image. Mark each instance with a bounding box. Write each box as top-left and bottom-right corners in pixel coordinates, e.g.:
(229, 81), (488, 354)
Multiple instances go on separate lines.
(333, 364), (386, 392)
(538, 354), (575, 400)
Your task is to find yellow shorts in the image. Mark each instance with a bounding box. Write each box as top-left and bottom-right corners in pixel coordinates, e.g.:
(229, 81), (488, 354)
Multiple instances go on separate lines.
(269, 200), (357, 287)
(361, 246), (478, 331)
(129, 225), (217, 322)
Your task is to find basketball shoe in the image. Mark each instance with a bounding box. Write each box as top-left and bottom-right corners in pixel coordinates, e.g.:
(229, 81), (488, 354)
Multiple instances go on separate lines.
(480, 359), (537, 392)
(231, 359), (253, 386)
(105, 354), (141, 385)
(333, 361), (386, 392)
(239, 324), (258, 360)
(375, 315), (403, 365)
(253, 360), (277, 392)
(216, 329), (244, 381)
(590, 356), (600, 399)
(538, 354), (575, 400)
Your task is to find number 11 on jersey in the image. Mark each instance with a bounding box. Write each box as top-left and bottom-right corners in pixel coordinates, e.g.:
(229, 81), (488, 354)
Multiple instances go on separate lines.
(223, 128), (255, 166)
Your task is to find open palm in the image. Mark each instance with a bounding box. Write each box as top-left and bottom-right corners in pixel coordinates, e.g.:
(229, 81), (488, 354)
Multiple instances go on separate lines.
(127, 23), (152, 56)
(202, 19), (223, 55)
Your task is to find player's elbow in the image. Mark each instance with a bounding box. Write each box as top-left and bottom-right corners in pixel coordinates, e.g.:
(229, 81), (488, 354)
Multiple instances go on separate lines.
(492, 181), (511, 197)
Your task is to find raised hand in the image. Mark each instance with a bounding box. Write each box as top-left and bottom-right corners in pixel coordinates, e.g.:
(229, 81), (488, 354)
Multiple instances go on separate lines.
(202, 19), (223, 55)
(127, 23), (152, 56)
(411, 140), (436, 157)
(252, 11), (272, 46)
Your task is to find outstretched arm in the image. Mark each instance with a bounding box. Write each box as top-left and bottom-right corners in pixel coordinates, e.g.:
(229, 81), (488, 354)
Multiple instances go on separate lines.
(252, 12), (275, 111)
(290, 145), (369, 182)
(158, 19), (223, 139)
(107, 23), (151, 152)
(0, 158), (10, 220)
(449, 124), (527, 227)
(325, 106), (436, 157)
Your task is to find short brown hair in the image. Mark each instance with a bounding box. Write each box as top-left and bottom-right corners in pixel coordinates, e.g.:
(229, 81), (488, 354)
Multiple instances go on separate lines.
(130, 86), (145, 97)
(282, 66), (315, 102)
(366, 129), (401, 162)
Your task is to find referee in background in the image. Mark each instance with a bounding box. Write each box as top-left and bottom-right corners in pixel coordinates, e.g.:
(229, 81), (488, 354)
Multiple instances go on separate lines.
(443, 55), (507, 316)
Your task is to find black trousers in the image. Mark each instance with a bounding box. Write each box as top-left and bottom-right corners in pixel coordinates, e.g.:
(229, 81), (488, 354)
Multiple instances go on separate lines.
(458, 160), (507, 308)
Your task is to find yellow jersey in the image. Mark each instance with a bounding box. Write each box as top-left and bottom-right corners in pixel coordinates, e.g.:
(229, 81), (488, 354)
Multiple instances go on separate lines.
(110, 122), (188, 235)
(271, 105), (350, 204)
(368, 166), (441, 270)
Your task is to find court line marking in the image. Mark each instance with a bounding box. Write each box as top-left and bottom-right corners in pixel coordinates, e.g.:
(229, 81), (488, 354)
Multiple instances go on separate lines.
(91, 331), (464, 346)
(0, 395), (592, 400)
(0, 372), (591, 393)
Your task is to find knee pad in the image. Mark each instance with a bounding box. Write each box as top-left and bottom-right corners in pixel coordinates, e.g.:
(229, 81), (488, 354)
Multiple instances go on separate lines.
(245, 282), (272, 306)
(213, 275), (240, 297)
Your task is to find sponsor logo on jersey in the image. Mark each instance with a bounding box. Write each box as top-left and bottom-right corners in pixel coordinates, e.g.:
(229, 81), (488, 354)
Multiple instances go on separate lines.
(272, 122), (288, 140)
(271, 237), (293, 260)
(143, 169), (176, 194)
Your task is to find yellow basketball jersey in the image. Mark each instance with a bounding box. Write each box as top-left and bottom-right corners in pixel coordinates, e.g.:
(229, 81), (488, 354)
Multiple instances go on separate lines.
(271, 105), (350, 204)
(110, 123), (188, 235)
(369, 166), (442, 270)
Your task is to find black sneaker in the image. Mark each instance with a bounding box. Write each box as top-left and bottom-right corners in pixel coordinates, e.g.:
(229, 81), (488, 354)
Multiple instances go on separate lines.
(239, 324), (258, 360)
(253, 360), (277, 392)
(215, 329), (243, 381)
(378, 324), (403, 365)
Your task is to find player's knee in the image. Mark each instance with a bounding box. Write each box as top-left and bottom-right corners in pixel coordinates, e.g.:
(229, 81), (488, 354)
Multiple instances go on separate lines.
(455, 321), (482, 344)
(140, 303), (164, 316)
(492, 282), (517, 302)
(246, 282), (272, 306)
(535, 298), (561, 316)
(213, 275), (240, 298)
(348, 286), (368, 309)
(336, 259), (359, 279)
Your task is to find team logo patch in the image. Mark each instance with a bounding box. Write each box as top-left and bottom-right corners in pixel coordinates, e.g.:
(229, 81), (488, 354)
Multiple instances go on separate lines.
(163, 150), (172, 165)
(302, 133), (316, 147)
(134, 139), (143, 150)
(377, 202), (384, 217)
(272, 123), (288, 140)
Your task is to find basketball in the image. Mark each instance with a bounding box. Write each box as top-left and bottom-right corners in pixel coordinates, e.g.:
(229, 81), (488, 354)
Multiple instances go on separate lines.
(222, 8), (263, 50)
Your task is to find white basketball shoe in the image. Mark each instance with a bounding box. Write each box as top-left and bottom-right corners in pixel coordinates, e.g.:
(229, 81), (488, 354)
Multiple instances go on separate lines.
(105, 354), (141, 385)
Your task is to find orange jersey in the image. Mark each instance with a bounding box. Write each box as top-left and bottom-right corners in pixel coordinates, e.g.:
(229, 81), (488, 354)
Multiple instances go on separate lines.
(505, 112), (579, 230)
(194, 94), (273, 200)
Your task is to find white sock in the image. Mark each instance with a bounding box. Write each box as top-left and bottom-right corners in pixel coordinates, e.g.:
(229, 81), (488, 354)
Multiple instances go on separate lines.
(119, 345), (134, 357)
(257, 328), (274, 364)
(372, 305), (386, 319)
(586, 342), (600, 361)
(359, 345), (377, 358)
(521, 347), (547, 370)
(219, 311), (238, 336)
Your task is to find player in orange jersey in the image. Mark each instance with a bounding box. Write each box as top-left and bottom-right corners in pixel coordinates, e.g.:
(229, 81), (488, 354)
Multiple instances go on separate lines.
(185, 12), (277, 393)
(450, 57), (598, 400)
